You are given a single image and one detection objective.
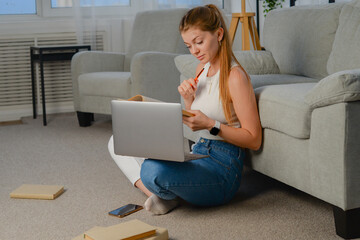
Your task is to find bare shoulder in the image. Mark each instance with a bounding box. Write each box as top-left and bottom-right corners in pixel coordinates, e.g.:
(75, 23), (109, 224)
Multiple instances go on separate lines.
(228, 66), (250, 90)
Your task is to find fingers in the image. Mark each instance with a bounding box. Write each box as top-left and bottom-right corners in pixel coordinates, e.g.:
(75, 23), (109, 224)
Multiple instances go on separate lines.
(178, 78), (197, 98)
(182, 110), (202, 131)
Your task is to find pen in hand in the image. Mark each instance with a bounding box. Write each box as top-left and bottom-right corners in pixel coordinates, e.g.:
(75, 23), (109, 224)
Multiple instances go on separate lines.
(190, 68), (204, 89)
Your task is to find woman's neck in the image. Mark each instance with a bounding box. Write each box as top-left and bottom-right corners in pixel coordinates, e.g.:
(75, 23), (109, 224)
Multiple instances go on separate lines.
(208, 58), (220, 77)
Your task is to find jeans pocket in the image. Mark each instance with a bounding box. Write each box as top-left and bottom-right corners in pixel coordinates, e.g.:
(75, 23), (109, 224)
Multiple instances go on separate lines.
(208, 147), (231, 171)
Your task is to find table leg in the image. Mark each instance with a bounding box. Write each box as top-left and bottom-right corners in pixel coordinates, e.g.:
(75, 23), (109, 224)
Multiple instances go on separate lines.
(30, 50), (37, 119)
(40, 55), (47, 126)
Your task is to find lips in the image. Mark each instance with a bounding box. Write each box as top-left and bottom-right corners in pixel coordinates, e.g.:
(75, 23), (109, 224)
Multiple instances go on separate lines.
(197, 55), (205, 61)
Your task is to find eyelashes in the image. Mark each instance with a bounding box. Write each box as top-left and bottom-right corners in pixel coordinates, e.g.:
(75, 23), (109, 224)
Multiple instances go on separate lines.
(185, 41), (203, 49)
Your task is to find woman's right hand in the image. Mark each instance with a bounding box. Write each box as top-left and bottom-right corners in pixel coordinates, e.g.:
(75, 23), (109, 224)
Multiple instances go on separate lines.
(178, 78), (197, 106)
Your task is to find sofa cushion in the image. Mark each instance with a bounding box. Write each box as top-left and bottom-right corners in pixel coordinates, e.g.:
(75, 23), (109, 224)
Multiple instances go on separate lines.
(251, 74), (317, 89)
(175, 51), (281, 80)
(78, 72), (131, 98)
(263, 3), (344, 79)
(305, 69), (360, 108)
(234, 51), (280, 75)
(327, 0), (360, 74)
(124, 8), (188, 71)
(255, 83), (316, 139)
(174, 54), (198, 79)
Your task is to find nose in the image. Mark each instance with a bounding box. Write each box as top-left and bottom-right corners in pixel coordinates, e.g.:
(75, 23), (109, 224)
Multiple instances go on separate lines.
(190, 45), (200, 55)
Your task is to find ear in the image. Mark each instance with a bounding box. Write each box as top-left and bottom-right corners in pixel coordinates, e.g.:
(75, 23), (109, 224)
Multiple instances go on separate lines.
(217, 27), (224, 42)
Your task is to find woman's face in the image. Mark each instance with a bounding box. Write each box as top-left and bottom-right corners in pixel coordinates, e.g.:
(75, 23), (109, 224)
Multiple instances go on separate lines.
(181, 27), (223, 64)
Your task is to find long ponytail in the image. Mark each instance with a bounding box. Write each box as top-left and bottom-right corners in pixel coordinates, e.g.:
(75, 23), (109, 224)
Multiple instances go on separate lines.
(180, 4), (250, 124)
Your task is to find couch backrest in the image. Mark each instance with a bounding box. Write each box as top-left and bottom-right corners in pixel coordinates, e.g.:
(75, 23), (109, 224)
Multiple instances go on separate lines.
(327, 0), (360, 75)
(263, 3), (344, 79)
(124, 8), (189, 71)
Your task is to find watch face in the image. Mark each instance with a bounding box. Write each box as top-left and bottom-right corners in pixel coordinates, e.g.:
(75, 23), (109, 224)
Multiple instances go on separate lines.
(210, 127), (220, 136)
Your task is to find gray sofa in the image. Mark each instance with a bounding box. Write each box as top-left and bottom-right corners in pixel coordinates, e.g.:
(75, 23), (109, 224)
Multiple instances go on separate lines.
(174, 1), (360, 239)
(71, 8), (188, 126)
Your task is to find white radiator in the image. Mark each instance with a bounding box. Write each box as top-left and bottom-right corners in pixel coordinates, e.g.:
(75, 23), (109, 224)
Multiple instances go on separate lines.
(0, 32), (105, 122)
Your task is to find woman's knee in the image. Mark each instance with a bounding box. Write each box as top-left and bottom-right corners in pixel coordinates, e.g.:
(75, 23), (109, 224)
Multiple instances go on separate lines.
(140, 159), (164, 188)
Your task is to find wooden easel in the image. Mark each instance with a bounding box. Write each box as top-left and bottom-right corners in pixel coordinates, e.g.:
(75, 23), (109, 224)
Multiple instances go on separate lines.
(228, 0), (261, 50)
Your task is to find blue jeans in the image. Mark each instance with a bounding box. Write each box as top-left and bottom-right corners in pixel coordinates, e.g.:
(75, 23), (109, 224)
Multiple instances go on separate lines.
(140, 138), (245, 207)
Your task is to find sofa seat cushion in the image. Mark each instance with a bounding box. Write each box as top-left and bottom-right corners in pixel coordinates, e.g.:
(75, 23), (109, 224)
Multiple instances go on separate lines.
(251, 74), (318, 89)
(78, 72), (131, 98)
(255, 83), (316, 139)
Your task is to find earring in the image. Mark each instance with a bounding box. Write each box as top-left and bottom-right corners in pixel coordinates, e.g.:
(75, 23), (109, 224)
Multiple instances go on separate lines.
(219, 40), (222, 46)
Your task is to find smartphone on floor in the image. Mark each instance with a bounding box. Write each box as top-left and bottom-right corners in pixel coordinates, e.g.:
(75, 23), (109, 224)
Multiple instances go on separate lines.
(108, 204), (143, 218)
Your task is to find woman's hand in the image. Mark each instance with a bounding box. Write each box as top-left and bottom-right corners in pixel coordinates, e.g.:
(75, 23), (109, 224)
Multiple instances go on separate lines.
(182, 110), (215, 132)
(178, 78), (197, 108)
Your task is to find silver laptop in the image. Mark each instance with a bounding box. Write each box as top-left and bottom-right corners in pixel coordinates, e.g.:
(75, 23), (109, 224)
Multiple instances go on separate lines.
(111, 100), (208, 162)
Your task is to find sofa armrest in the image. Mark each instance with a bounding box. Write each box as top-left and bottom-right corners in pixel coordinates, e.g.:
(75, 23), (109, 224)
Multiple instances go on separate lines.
(71, 51), (126, 76)
(233, 50), (280, 75)
(71, 51), (125, 110)
(174, 54), (198, 79)
(130, 51), (182, 103)
(305, 69), (360, 108)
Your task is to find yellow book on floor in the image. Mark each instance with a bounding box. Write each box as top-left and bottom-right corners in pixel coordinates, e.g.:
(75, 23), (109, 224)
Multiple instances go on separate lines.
(72, 227), (105, 240)
(10, 184), (64, 200)
(144, 227), (168, 240)
(74, 226), (168, 240)
(84, 219), (156, 240)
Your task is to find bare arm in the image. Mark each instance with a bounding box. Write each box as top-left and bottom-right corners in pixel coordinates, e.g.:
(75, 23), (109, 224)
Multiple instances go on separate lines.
(182, 67), (262, 150)
(218, 67), (262, 150)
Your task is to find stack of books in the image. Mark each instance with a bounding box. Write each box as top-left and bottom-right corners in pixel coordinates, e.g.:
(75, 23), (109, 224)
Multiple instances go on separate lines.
(72, 219), (168, 240)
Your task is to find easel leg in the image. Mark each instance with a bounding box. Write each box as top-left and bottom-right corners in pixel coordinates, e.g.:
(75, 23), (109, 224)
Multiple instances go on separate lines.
(249, 17), (261, 50)
(242, 17), (250, 50)
(229, 17), (240, 44)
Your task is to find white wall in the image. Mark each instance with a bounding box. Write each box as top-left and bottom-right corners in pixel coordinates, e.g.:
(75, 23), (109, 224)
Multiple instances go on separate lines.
(0, 18), (135, 122)
(0, 0), (346, 122)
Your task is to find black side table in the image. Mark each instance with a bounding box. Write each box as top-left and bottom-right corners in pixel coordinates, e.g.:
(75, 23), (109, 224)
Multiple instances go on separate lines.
(30, 45), (91, 126)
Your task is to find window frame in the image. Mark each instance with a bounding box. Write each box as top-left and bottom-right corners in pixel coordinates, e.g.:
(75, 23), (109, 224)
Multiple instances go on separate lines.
(42, 0), (138, 17)
(0, 0), (230, 21)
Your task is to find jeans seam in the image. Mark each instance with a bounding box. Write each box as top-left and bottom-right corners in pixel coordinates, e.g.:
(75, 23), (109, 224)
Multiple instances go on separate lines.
(209, 155), (231, 171)
(225, 173), (239, 202)
(210, 145), (238, 158)
(163, 181), (224, 188)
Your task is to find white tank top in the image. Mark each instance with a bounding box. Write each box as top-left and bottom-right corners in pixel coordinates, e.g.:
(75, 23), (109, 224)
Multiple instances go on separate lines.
(191, 62), (241, 140)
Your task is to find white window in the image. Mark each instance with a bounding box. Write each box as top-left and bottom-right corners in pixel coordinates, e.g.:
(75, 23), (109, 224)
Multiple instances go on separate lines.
(0, 0), (227, 19)
(158, 0), (224, 8)
(0, 0), (37, 15)
(50, 0), (131, 8)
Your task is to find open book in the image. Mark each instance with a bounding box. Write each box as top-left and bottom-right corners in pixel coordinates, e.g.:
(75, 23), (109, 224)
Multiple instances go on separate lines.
(125, 95), (195, 117)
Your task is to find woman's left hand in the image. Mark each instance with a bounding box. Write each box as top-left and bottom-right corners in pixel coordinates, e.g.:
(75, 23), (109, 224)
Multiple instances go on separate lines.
(182, 110), (215, 132)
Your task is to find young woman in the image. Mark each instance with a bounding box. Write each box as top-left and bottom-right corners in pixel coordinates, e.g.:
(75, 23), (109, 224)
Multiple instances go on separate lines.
(108, 4), (262, 215)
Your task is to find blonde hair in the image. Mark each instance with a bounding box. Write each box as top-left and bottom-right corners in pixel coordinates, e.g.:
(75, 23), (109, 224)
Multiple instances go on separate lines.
(179, 4), (250, 124)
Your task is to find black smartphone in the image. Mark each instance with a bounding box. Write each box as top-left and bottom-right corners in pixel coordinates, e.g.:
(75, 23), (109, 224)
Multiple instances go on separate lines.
(108, 204), (143, 218)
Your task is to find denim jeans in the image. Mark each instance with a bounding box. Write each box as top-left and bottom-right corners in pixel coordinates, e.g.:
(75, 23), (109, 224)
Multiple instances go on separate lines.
(140, 138), (245, 207)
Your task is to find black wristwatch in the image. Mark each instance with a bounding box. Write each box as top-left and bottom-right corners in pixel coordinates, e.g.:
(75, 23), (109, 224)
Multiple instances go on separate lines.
(210, 120), (221, 136)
